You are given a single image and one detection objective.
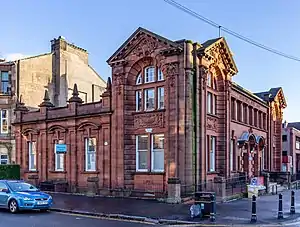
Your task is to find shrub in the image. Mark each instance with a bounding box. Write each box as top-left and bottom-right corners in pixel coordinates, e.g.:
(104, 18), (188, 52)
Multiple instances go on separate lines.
(0, 165), (20, 180)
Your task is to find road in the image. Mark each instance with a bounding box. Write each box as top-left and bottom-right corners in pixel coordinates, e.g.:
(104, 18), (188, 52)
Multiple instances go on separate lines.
(0, 210), (155, 227)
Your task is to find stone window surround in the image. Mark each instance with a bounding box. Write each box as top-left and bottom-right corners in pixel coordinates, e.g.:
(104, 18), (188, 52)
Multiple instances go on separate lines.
(135, 65), (165, 112)
(136, 133), (165, 173)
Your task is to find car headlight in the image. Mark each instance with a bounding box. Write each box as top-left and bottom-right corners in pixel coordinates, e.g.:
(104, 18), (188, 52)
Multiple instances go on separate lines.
(23, 197), (33, 201)
(48, 196), (52, 200)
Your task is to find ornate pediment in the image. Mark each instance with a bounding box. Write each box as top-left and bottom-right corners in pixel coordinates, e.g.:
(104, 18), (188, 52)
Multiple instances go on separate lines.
(197, 37), (238, 77)
(107, 27), (182, 65)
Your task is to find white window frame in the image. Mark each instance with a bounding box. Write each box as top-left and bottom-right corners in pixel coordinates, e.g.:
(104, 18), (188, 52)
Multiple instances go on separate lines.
(28, 141), (37, 171)
(296, 138), (300, 150)
(136, 135), (148, 172)
(207, 73), (212, 87)
(144, 66), (155, 83)
(157, 87), (164, 109)
(207, 92), (212, 114)
(1, 109), (8, 134)
(144, 88), (155, 111)
(135, 90), (142, 111)
(136, 73), (142, 85)
(85, 138), (96, 171)
(210, 136), (216, 172)
(157, 68), (164, 81)
(230, 139), (234, 171)
(0, 154), (8, 164)
(151, 134), (164, 172)
(54, 140), (64, 171)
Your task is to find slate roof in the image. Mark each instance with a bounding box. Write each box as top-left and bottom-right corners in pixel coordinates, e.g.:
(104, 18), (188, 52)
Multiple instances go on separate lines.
(254, 87), (282, 102)
(287, 122), (300, 130)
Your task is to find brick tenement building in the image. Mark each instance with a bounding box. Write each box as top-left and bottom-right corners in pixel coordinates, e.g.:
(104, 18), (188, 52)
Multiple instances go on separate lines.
(0, 36), (106, 165)
(13, 27), (287, 200)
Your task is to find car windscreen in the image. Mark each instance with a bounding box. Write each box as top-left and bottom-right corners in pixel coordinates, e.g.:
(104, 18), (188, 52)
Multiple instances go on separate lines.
(7, 182), (38, 192)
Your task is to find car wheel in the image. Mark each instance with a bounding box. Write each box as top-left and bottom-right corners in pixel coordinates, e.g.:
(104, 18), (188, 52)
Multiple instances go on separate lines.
(9, 199), (18, 213)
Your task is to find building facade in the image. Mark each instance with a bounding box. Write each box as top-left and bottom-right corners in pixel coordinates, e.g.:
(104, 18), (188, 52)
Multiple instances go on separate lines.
(13, 28), (287, 198)
(0, 36), (106, 164)
(282, 122), (300, 175)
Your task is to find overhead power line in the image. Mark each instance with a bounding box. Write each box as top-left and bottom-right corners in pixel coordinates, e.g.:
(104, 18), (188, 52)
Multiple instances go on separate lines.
(163, 0), (300, 62)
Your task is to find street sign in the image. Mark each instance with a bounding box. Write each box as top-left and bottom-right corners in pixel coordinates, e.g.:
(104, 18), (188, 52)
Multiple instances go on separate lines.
(55, 144), (67, 153)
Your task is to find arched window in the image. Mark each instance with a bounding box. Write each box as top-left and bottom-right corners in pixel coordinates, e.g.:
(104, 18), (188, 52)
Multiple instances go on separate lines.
(135, 65), (165, 112)
(207, 72), (217, 115)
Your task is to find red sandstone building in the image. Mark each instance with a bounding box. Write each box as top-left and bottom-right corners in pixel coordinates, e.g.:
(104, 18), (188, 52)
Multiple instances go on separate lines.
(13, 28), (287, 200)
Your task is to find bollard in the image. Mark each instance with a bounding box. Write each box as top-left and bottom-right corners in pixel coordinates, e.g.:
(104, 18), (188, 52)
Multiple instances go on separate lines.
(250, 195), (257, 223)
(210, 194), (216, 222)
(290, 190), (295, 214)
(278, 193), (283, 219)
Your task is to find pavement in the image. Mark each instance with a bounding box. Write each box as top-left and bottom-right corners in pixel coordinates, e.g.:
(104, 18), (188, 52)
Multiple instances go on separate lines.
(0, 209), (152, 227)
(48, 190), (300, 226)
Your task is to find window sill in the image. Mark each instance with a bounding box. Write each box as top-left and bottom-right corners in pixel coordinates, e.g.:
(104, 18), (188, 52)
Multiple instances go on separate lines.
(49, 170), (67, 173)
(207, 113), (218, 118)
(24, 170), (39, 173)
(135, 171), (165, 175)
(80, 171), (100, 174)
(133, 109), (166, 115)
(207, 171), (218, 175)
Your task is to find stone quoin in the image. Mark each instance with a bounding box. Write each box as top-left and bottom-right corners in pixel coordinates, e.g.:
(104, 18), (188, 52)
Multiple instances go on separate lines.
(13, 27), (287, 199)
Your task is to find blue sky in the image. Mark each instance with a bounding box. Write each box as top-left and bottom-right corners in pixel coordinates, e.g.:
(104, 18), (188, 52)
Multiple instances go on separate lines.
(1, 0), (300, 122)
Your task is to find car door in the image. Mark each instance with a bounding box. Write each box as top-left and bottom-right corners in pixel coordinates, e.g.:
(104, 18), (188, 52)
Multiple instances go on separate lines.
(0, 182), (10, 206)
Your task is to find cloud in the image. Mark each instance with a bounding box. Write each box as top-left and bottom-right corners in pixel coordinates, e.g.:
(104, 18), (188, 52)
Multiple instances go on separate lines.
(4, 53), (29, 61)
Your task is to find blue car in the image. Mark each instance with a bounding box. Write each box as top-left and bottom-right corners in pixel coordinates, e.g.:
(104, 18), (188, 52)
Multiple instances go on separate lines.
(0, 180), (53, 213)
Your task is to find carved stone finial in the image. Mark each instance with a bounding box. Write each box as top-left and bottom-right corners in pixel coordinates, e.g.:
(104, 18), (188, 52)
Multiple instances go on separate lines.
(68, 83), (83, 103)
(107, 77), (112, 91)
(39, 90), (54, 108)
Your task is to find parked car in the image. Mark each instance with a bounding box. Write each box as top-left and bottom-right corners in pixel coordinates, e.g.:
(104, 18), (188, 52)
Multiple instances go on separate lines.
(0, 180), (53, 213)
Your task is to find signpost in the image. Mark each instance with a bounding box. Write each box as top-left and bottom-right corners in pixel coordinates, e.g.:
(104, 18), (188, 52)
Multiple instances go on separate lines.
(55, 144), (67, 154)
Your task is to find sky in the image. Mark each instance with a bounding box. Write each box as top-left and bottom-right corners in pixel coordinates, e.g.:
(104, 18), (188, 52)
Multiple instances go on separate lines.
(1, 0), (300, 122)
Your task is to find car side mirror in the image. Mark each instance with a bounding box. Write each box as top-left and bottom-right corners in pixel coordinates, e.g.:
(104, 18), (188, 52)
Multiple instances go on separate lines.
(2, 188), (9, 193)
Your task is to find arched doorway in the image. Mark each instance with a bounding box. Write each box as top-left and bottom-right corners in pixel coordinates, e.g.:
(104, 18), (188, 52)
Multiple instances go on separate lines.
(237, 130), (265, 178)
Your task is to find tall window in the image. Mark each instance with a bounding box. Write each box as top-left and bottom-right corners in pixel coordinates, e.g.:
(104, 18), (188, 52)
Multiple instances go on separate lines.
(54, 140), (64, 171)
(136, 90), (142, 111)
(136, 134), (165, 172)
(231, 98), (235, 120)
(0, 110), (8, 134)
(145, 66), (155, 83)
(136, 135), (148, 171)
(249, 107), (253, 125)
(209, 136), (216, 172)
(243, 104), (247, 124)
(157, 68), (164, 81)
(28, 141), (37, 171)
(144, 89), (155, 111)
(85, 138), (96, 171)
(207, 73), (217, 115)
(0, 154), (8, 164)
(157, 87), (164, 109)
(151, 134), (164, 172)
(135, 65), (165, 112)
(230, 139), (236, 171)
(296, 137), (300, 150)
(0, 72), (9, 94)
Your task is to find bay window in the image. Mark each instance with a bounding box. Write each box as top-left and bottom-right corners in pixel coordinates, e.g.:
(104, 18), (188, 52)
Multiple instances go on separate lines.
(0, 110), (8, 134)
(28, 141), (37, 171)
(136, 134), (165, 172)
(85, 138), (96, 171)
